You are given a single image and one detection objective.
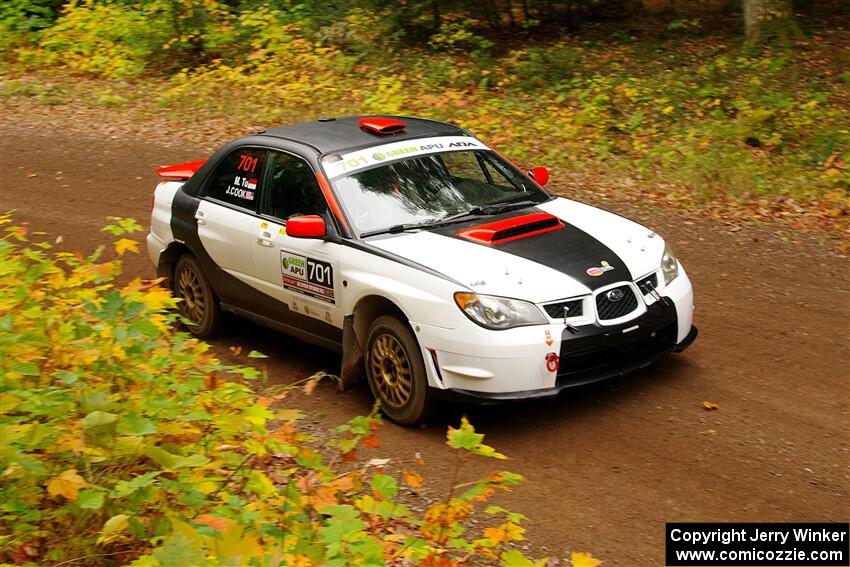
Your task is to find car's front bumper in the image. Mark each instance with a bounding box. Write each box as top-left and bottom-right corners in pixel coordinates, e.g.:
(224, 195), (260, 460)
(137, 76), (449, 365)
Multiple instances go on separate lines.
(413, 270), (696, 400)
(435, 322), (697, 404)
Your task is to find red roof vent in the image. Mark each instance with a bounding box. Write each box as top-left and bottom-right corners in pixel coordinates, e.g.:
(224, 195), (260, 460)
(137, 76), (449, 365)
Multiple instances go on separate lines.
(359, 117), (406, 135)
(156, 159), (206, 180)
(457, 213), (564, 245)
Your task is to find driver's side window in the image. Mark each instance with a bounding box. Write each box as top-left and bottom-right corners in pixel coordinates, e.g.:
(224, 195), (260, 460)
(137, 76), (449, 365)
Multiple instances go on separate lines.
(261, 151), (327, 221)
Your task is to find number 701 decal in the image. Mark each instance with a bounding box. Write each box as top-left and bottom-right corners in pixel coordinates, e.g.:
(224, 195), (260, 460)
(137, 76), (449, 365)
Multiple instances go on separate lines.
(281, 250), (335, 304)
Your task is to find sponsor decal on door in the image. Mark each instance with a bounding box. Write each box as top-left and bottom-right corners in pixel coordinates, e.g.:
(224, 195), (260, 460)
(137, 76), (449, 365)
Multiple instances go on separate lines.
(281, 250), (335, 304)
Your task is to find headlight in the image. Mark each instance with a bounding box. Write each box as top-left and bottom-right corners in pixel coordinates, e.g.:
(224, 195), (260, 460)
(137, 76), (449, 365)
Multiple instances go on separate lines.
(661, 244), (680, 285)
(454, 292), (547, 330)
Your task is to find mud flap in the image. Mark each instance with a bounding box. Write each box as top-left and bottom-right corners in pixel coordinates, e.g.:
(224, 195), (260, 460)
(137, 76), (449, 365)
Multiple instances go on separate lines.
(339, 314), (364, 391)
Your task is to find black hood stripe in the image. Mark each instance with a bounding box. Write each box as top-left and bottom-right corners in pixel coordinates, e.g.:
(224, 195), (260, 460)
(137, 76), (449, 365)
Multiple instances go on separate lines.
(433, 209), (633, 290)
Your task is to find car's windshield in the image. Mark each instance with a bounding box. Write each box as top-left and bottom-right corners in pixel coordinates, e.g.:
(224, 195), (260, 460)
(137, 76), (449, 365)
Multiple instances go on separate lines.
(324, 147), (550, 236)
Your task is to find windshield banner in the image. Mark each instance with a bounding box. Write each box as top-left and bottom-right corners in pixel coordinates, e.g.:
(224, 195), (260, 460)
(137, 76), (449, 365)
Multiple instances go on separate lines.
(323, 135), (489, 179)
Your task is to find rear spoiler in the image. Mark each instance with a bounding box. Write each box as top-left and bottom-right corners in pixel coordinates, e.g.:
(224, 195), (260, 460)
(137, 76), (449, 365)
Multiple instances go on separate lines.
(156, 159), (206, 180)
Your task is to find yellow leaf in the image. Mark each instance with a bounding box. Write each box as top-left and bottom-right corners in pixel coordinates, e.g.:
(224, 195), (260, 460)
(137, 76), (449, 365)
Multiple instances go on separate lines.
(484, 526), (508, 544)
(97, 514), (129, 545)
(403, 470), (423, 492)
(504, 521), (526, 541)
(703, 401), (720, 410)
(113, 238), (139, 256)
(571, 551), (602, 567)
(120, 277), (146, 296)
(140, 288), (174, 311)
(194, 479), (219, 494)
(218, 517), (262, 559)
(46, 469), (88, 501)
(46, 432), (84, 454)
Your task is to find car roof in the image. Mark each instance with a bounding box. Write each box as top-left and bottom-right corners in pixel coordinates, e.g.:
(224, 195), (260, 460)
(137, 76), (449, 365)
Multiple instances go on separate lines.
(259, 115), (465, 155)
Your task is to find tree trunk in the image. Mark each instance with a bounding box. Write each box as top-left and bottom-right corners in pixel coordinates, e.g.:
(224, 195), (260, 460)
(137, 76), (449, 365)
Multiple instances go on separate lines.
(431, 0), (441, 31)
(743, 0), (800, 43)
(505, 0), (516, 29)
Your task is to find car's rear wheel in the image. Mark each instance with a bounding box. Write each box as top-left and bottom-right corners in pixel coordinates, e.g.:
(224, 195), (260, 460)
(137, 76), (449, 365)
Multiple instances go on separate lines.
(366, 315), (432, 425)
(174, 254), (220, 338)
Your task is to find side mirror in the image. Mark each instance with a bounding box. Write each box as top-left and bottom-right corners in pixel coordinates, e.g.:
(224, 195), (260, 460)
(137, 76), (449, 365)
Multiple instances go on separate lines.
(529, 167), (549, 187)
(286, 215), (326, 238)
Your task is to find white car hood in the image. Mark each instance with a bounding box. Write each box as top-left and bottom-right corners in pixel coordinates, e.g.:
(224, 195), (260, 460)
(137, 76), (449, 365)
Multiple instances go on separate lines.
(367, 197), (665, 304)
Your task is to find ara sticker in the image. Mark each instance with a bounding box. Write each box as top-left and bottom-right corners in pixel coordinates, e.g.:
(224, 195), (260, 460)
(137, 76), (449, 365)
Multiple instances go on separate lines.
(281, 250), (335, 304)
(586, 261), (615, 277)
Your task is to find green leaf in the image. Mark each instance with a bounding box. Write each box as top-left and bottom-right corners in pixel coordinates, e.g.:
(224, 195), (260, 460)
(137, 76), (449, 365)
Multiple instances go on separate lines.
(83, 410), (118, 430)
(318, 505), (365, 549)
(127, 555), (161, 567)
(118, 412), (157, 436)
(111, 471), (160, 498)
(485, 505), (528, 523)
(370, 473), (398, 500)
(321, 504), (360, 522)
(173, 454), (209, 468)
(501, 549), (548, 567)
(144, 446), (177, 468)
(447, 416), (507, 459)
(83, 411), (118, 448)
(447, 416), (484, 450)
(153, 530), (206, 566)
(247, 350), (268, 358)
(77, 489), (105, 510)
(242, 404), (274, 426)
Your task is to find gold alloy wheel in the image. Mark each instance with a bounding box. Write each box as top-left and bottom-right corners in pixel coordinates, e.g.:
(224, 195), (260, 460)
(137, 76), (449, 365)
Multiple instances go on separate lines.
(176, 266), (205, 323)
(369, 333), (413, 409)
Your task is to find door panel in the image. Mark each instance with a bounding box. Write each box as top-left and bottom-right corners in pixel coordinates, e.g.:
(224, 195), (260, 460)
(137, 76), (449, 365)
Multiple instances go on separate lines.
(251, 149), (345, 330)
(251, 218), (344, 329)
(196, 200), (258, 284)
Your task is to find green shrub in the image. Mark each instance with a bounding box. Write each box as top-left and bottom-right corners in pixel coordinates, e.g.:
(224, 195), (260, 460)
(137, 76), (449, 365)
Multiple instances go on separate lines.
(428, 18), (493, 57)
(31, 1), (170, 77)
(0, 0), (62, 55)
(0, 215), (594, 566)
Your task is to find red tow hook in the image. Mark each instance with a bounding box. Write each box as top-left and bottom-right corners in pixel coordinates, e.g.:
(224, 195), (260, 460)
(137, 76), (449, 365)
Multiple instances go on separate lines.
(546, 353), (560, 373)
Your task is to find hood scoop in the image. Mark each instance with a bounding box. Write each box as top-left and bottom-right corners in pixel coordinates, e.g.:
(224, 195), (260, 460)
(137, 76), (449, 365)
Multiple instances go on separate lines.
(457, 212), (564, 245)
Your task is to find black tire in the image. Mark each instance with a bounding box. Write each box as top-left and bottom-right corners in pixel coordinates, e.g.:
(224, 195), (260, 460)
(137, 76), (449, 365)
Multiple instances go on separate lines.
(173, 254), (221, 338)
(365, 315), (432, 426)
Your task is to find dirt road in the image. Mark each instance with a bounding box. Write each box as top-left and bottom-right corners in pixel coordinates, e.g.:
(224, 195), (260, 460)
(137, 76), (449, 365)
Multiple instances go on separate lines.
(2, 123), (848, 565)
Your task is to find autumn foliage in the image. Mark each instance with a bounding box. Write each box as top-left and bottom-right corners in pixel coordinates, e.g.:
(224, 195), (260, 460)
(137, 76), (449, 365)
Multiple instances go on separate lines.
(0, 215), (599, 565)
(3, 2), (848, 234)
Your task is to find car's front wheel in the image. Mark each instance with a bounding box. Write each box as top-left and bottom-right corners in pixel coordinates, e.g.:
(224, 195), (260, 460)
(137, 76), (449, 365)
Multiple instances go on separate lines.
(174, 254), (220, 338)
(366, 315), (432, 425)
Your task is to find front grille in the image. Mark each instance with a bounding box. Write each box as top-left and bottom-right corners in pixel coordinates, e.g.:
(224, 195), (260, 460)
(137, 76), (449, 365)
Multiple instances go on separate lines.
(637, 273), (658, 295)
(595, 285), (638, 320)
(543, 298), (583, 319)
(556, 319), (677, 386)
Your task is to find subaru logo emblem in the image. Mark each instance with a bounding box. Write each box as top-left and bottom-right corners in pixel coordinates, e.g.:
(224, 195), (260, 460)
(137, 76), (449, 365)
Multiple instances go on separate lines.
(606, 289), (625, 302)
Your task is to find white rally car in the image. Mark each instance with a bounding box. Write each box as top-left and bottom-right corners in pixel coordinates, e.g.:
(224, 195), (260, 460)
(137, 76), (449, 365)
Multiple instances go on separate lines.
(148, 116), (697, 424)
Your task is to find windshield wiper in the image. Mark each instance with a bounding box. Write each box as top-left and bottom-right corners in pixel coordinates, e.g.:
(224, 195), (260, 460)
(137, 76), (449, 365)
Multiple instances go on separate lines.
(359, 219), (445, 238)
(359, 199), (543, 239)
(446, 199), (540, 221)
